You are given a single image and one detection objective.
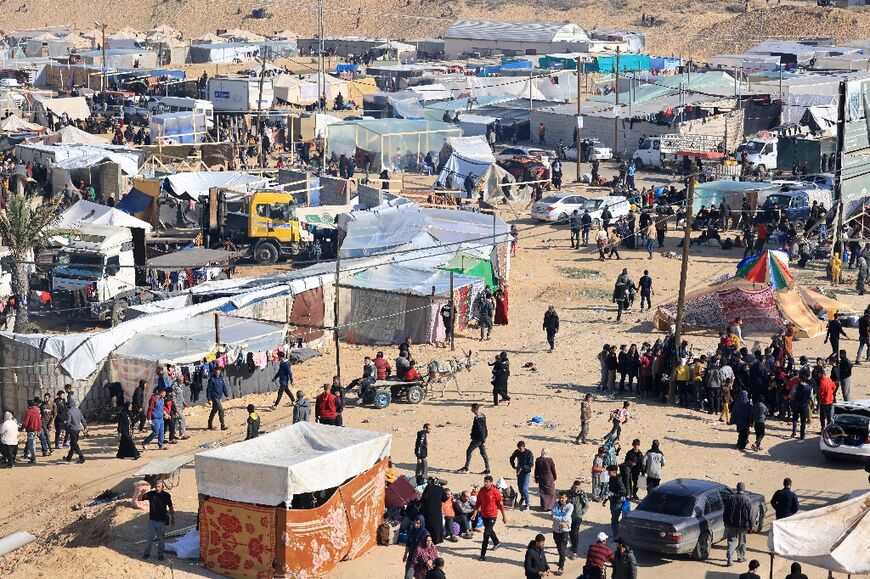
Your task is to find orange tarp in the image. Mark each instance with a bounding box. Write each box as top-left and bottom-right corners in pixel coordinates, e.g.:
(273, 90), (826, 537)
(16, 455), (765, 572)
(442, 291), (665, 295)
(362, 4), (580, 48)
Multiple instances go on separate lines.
(200, 497), (277, 579)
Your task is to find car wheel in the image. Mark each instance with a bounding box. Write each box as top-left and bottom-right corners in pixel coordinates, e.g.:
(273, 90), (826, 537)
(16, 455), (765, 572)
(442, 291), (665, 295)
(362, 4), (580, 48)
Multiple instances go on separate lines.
(111, 299), (128, 327)
(407, 385), (425, 404)
(373, 390), (391, 409)
(693, 531), (711, 561)
(755, 503), (766, 533)
(558, 212), (568, 222)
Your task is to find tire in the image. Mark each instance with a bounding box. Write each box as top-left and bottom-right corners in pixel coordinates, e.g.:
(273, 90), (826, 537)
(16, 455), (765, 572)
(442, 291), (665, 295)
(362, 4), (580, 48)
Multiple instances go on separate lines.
(110, 300), (128, 326)
(693, 531), (711, 561)
(795, 218), (806, 232)
(254, 241), (279, 264)
(373, 390), (391, 409)
(822, 423), (846, 448)
(558, 212), (568, 223)
(754, 503), (766, 533)
(407, 385), (425, 405)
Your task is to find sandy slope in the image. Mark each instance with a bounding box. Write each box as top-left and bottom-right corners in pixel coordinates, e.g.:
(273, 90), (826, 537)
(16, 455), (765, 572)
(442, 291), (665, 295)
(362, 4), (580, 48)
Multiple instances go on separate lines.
(1, 193), (868, 578)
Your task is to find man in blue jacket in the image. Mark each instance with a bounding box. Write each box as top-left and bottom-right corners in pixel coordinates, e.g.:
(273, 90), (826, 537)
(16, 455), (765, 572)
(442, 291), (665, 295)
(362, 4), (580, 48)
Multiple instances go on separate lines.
(272, 351), (295, 407)
(207, 367), (229, 431)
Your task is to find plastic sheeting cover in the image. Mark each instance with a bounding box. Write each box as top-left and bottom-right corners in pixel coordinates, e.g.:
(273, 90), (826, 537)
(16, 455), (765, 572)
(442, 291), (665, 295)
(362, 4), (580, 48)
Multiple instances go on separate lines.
(58, 199), (152, 231)
(164, 171), (268, 199)
(344, 263), (483, 296)
(195, 422), (392, 505)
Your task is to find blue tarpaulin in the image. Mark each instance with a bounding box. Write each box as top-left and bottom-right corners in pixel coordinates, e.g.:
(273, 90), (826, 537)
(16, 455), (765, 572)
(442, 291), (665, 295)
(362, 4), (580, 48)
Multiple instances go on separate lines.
(586, 54), (651, 74)
(117, 188), (153, 214)
(336, 63), (359, 73)
(649, 57), (681, 71)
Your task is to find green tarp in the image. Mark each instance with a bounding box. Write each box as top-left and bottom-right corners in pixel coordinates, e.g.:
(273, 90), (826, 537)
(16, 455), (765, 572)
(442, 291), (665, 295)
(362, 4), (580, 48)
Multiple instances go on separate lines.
(439, 253), (496, 290)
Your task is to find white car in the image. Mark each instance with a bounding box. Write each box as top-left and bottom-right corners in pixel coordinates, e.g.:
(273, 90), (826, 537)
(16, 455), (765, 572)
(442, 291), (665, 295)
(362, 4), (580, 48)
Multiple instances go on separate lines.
(820, 400), (870, 462)
(564, 141), (613, 162)
(582, 196), (632, 228)
(531, 194), (589, 222)
(497, 146), (551, 164)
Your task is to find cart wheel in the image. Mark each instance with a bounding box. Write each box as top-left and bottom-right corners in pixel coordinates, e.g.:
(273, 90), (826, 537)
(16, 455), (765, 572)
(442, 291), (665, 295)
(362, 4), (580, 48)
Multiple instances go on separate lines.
(373, 390), (391, 409)
(407, 385), (425, 404)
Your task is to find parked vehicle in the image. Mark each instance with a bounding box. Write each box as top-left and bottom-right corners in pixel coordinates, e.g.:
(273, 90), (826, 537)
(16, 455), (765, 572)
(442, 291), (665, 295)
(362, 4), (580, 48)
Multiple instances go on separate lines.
(821, 400), (870, 462)
(496, 146), (551, 164)
(632, 134), (723, 169)
(620, 478), (766, 560)
(530, 193), (589, 222)
(564, 140), (613, 162)
(756, 186), (834, 229)
(582, 196), (632, 228)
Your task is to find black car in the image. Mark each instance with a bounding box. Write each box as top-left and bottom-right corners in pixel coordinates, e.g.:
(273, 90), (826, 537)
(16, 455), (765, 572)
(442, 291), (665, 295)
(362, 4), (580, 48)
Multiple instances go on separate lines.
(619, 478), (766, 560)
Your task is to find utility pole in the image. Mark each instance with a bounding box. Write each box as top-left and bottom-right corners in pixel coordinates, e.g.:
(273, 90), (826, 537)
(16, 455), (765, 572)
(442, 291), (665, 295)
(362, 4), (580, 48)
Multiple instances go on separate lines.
(333, 251), (342, 384)
(256, 41), (267, 167)
(449, 270), (455, 352)
(529, 68), (533, 112)
(833, 78), (847, 246)
(317, 0), (325, 113)
(575, 57), (583, 182)
(95, 21), (108, 91)
(668, 176), (695, 404)
(614, 47), (621, 160)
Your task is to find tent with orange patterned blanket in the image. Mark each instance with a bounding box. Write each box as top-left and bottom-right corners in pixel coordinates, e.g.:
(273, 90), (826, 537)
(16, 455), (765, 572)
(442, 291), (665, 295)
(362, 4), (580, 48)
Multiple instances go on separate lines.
(196, 422), (392, 578)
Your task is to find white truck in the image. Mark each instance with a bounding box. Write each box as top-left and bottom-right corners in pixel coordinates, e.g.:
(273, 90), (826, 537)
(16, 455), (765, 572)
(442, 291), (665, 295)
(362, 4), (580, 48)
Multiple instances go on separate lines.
(51, 225), (150, 325)
(735, 136), (778, 172)
(632, 134), (724, 169)
(207, 77), (274, 112)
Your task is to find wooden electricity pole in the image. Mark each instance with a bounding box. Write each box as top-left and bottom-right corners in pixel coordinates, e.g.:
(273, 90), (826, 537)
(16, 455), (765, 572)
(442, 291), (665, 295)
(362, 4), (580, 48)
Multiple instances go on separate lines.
(667, 177), (695, 404)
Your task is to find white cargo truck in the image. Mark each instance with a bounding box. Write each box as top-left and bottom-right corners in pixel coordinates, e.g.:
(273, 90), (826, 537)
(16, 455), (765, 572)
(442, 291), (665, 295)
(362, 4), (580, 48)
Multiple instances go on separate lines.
(207, 77), (274, 112)
(632, 134), (724, 169)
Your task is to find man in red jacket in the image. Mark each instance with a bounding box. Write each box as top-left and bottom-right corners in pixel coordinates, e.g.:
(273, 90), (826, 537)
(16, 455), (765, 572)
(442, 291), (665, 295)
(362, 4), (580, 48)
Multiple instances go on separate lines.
(470, 475), (508, 561)
(817, 371), (837, 431)
(21, 398), (43, 463)
(315, 384), (338, 425)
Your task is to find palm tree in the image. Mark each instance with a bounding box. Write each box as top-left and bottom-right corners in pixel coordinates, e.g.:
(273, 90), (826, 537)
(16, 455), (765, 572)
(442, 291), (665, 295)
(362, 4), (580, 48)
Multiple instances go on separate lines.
(0, 191), (62, 332)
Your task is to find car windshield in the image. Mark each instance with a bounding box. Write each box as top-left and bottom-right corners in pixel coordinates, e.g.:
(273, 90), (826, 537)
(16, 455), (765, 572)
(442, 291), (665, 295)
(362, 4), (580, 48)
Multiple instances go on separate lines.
(763, 194), (790, 208)
(55, 252), (104, 280)
(636, 491), (696, 517)
(582, 199), (603, 210)
(743, 141), (766, 154)
(540, 196), (563, 204)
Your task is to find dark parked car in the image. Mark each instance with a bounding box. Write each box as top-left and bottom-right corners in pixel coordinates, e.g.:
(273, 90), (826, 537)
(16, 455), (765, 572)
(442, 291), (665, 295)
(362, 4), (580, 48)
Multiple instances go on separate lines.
(619, 478), (766, 560)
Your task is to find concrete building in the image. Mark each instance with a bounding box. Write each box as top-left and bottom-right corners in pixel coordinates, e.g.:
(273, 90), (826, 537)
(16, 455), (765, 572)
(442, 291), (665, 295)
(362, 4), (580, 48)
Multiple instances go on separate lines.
(444, 20), (589, 58)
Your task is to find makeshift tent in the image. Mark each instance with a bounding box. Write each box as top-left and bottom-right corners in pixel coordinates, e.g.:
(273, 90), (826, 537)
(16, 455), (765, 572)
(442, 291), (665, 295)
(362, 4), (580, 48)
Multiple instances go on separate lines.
(163, 171), (268, 199)
(40, 125), (110, 145)
(273, 73), (348, 105)
(327, 119), (461, 171)
(196, 422), (390, 578)
(32, 96), (91, 125)
(0, 115), (46, 134)
(434, 135), (516, 200)
(150, 112), (207, 144)
(768, 490), (870, 574)
(117, 178), (160, 224)
(440, 252), (496, 290)
(653, 277), (846, 338)
(58, 199), (152, 231)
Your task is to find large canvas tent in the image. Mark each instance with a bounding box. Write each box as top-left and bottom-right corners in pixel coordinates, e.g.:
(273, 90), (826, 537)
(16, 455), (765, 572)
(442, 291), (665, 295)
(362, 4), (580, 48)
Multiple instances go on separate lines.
(435, 135), (516, 200)
(653, 277), (851, 338)
(768, 490), (870, 574)
(196, 422), (390, 578)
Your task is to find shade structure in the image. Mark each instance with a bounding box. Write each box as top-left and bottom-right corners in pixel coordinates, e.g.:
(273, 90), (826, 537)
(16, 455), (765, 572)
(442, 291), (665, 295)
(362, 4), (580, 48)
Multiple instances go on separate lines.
(736, 249), (794, 290)
(768, 490), (870, 574)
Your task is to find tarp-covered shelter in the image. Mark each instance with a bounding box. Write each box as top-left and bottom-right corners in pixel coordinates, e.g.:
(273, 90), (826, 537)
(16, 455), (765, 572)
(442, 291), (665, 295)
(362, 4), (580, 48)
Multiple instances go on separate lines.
(58, 199), (152, 231)
(163, 171), (269, 199)
(196, 422), (390, 578)
(434, 135), (516, 200)
(40, 125), (110, 145)
(31, 95), (91, 125)
(653, 277), (851, 338)
(0, 115), (46, 134)
(768, 490), (870, 574)
(327, 119), (461, 171)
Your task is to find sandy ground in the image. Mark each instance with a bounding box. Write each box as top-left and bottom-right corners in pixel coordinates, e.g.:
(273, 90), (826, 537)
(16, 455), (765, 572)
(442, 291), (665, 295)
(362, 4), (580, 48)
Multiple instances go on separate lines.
(1, 167), (868, 578)
(4, 0), (870, 60)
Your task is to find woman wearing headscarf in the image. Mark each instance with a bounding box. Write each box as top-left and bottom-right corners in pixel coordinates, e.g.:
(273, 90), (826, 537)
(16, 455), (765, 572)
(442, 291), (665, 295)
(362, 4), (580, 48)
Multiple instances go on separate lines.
(491, 351), (511, 406)
(420, 477), (447, 544)
(117, 402), (140, 460)
(494, 284), (509, 325)
(732, 390), (752, 450)
(642, 439), (665, 491)
(0, 411), (19, 468)
(411, 534), (440, 579)
(534, 447), (558, 511)
(403, 515), (429, 579)
(785, 562), (808, 579)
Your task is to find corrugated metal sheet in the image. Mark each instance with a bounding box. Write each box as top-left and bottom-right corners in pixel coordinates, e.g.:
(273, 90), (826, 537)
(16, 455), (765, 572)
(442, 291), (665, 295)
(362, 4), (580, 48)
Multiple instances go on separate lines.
(444, 20), (588, 43)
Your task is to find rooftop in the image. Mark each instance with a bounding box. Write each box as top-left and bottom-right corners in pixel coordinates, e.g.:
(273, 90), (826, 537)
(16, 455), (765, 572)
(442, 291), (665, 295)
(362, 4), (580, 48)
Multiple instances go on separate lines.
(445, 20), (589, 44)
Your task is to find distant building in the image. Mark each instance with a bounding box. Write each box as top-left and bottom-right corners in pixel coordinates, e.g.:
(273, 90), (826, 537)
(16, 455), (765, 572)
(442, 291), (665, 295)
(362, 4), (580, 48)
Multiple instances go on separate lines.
(444, 20), (590, 58)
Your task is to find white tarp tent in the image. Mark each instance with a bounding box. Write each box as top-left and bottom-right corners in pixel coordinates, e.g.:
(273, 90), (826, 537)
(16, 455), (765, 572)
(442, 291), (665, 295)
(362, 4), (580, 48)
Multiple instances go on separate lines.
(163, 171), (269, 199)
(32, 95), (91, 124)
(195, 422), (392, 506)
(435, 135), (515, 200)
(0, 115), (45, 133)
(58, 199), (152, 231)
(768, 490), (870, 574)
(42, 125), (111, 145)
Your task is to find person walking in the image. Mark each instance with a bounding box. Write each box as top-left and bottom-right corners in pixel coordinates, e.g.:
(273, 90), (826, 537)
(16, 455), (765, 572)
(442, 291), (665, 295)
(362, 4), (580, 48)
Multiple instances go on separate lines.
(20, 399), (42, 464)
(625, 439), (644, 500)
(581, 210), (592, 246)
(117, 402), (140, 460)
(411, 535), (440, 579)
(605, 464), (627, 539)
(770, 477), (799, 519)
(478, 292), (494, 341)
(569, 210), (581, 248)
(613, 270), (630, 322)
(421, 476), (447, 544)
(534, 448), (558, 511)
(575, 393), (593, 444)
(491, 352), (511, 406)
(654, 212), (667, 248)
(403, 517), (429, 579)
(143, 389), (168, 451)
(638, 271), (653, 312)
(750, 396), (769, 452)
(458, 404), (491, 474)
(292, 391), (310, 423)
(132, 380), (147, 433)
(550, 493), (573, 575)
(824, 312), (847, 358)
(272, 351), (295, 406)
(641, 439), (665, 491)
(53, 391), (69, 448)
(171, 374), (189, 441)
(817, 369), (836, 431)
(415, 423), (431, 481)
(510, 440), (534, 511)
(543, 306), (560, 352)
(64, 399), (87, 463)
(470, 474), (508, 561)
(1, 411), (19, 468)
(644, 222), (655, 259)
(583, 532), (614, 579)
(856, 311), (870, 364)
(723, 482), (755, 567)
(784, 562), (809, 579)
(566, 480), (589, 561)
(791, 370), (813, 439)
(837, 350), (853, 402)
(142, 480), (175, 561)
(611, 538), (638, 579)
(732, 391), (752, 450)
(606, 401), (631, 442)
(206, 367), (229, 431)
(524, 534), (550, 579)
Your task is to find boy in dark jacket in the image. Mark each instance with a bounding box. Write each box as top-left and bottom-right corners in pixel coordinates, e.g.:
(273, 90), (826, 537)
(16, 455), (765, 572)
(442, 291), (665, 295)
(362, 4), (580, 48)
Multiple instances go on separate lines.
(770, 477), (799, 519)
(457, 404), (490, 474)
(245, 404), (260, 440)
(524, 534), (550, 579)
